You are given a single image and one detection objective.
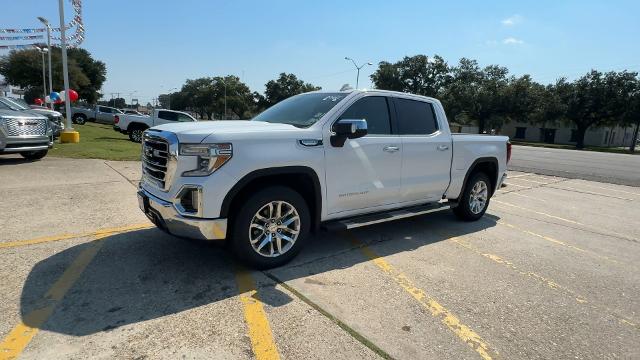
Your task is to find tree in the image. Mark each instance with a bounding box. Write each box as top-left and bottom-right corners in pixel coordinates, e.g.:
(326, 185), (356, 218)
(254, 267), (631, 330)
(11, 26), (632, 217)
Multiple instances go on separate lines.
(107, 97), (126, 108)
(264, 73), (320, 106)
(371, 55), (451, 97)
(557, 70), (637, 149)
(0, 47), (106, 104)
(442, 59), (510, 133)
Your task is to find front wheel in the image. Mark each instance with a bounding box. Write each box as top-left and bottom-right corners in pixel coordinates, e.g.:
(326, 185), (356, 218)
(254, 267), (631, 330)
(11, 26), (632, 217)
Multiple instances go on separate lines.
(230, 186), (310, 269)
(20, 150), (48, 160)
(453, 172), (492, 221)
(129, 128), (145, 143)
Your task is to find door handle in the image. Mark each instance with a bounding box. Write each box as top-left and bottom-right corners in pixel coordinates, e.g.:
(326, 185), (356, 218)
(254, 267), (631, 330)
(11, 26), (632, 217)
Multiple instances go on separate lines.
(437, 145), (449, 151)
(383, 146), (400, 153)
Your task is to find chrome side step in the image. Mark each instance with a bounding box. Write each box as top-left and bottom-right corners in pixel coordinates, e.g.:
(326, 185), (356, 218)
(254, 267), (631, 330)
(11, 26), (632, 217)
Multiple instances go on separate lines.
(322, 202), (452, 232)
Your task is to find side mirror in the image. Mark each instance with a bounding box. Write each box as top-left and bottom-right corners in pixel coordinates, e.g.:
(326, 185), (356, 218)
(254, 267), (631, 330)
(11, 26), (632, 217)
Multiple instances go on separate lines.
(331, 119), (368, 147)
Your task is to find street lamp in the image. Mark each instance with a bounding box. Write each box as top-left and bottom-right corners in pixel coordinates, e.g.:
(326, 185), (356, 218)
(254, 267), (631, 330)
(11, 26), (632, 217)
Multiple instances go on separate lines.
(56, 0), (78, 143)
(37, 16), (53, 110)
(35, 46), (48, 104)
(344, 57), (372, 89)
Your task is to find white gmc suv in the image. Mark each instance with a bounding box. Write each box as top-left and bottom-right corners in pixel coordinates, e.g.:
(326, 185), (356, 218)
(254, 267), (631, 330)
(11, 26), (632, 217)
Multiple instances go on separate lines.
(137, 90), (510, 268)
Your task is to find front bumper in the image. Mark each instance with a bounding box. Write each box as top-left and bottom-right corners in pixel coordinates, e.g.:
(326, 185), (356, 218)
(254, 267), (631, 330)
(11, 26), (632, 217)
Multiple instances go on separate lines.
(138, 187), (227, 241)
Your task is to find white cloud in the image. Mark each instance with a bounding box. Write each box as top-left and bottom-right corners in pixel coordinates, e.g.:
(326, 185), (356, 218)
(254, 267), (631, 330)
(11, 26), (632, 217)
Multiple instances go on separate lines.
(503, 37), (524, 45)
(501, 15), (523, 26)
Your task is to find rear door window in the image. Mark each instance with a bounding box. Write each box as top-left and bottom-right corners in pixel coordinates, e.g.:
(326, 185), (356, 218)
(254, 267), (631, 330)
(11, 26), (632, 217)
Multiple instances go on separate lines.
(338, 96), (392, 135)
(158, 111), (178, 121)
(394, 98), (438, 135)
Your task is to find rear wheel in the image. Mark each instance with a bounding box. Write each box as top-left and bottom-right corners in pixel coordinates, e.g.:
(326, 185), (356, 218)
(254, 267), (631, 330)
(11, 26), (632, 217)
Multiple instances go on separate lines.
(20, 150), (48, 161)
(453, 172), (492, 221)
(230, 186), (310, 269)
(72, 114), (86, 125)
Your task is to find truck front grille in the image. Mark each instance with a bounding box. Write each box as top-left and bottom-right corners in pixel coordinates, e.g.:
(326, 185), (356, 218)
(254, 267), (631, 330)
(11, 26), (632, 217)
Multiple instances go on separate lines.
(142, 131), (177, 191)
(4, 118), (48, 136)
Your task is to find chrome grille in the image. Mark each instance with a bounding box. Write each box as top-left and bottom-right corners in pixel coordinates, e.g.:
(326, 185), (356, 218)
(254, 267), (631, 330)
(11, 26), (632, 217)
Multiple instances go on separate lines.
(4, 118), (48, 136)
(142, 131), (177, 191)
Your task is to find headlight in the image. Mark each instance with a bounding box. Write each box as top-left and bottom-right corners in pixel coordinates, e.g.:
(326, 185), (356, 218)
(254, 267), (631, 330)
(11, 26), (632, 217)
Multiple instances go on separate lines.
(179, 143), (232, 176)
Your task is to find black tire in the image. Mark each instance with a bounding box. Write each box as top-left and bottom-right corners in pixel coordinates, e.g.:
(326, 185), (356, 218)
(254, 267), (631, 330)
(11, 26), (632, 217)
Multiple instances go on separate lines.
(20, 150), (48, 160)
(73, 114), (86, 125)
(230, 186), (310, 269)
(128, 126), (147, 143)
(453, 172), (492, 221)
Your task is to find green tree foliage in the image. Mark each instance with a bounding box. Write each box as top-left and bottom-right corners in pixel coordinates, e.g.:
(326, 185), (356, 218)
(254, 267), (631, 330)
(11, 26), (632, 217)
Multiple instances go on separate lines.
(371, 55), (450, 97)
(264, 73), (320, 106)
(0, 47), (106, 104)
(168, 76), (254, 119)
(107, 97), (126, 108)
(371, 54), (640, 150)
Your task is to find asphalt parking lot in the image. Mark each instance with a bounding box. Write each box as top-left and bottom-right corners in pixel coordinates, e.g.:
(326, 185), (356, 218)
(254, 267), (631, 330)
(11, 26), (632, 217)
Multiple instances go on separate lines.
(1, 155), (639, 360)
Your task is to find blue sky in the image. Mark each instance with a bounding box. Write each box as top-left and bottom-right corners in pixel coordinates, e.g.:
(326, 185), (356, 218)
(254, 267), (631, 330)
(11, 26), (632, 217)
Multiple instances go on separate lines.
(2, 0), (639, 105)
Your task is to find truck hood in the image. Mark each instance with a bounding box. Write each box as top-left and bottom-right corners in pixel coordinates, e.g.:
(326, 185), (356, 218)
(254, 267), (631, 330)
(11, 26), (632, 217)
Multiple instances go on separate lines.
(153, 120), (309, 143)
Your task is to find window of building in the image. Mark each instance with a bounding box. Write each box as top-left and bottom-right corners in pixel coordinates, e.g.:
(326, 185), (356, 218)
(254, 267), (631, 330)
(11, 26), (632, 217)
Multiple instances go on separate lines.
(514, 127), (526, 139)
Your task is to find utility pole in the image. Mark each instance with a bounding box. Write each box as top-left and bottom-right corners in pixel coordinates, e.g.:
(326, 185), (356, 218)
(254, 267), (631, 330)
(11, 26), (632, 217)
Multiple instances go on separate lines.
(37, 46), (48, 103)
(57, 0), (78, 142)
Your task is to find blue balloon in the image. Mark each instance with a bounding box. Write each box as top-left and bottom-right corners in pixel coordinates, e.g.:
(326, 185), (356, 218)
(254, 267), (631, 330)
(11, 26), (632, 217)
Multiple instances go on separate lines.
(50, 92), (60, 101)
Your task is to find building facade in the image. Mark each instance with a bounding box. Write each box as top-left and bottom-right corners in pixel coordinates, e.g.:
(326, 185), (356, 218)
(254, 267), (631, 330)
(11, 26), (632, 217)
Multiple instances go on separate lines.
(501, 121), (636, 147)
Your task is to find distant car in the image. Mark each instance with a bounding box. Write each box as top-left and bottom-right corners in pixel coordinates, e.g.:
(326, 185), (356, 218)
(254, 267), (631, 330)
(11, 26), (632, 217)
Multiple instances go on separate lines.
(70, 105), (123, 125)
(0, 97), (64, 138)
(114, 108), (196, 142)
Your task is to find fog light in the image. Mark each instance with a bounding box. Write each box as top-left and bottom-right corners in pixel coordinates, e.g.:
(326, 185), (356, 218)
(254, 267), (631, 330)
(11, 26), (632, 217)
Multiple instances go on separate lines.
(176, 186), (201, 215)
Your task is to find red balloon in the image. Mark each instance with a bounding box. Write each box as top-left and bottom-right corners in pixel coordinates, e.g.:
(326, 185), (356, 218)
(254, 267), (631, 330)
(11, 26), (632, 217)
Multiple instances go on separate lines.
(67, 89), (79, 102)
(34, 98), (44, 105)
(54, 98), (63, 104)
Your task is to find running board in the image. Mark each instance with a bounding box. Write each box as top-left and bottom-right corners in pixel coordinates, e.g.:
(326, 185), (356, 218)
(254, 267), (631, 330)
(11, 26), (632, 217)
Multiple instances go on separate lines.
(322, 202), (452, 231)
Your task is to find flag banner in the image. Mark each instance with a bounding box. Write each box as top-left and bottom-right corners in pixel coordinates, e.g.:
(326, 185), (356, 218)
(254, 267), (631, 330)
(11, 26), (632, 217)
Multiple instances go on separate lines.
(0, 35), (44, 41)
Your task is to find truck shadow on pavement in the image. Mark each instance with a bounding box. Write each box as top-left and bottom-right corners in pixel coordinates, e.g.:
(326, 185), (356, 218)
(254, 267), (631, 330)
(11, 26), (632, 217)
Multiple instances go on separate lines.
(20, 211), (498, 336)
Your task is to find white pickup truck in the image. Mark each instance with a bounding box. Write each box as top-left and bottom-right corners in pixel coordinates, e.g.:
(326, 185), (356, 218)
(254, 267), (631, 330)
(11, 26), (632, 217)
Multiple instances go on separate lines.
(137, 90), (510, 268)
(113, 109), (196, 142)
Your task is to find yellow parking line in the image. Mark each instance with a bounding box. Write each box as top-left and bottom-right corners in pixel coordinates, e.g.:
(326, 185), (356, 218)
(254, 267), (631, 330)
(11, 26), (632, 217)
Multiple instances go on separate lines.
(0, 223), (152, 249)
(497, 221), (619, 264)
(0, 236), (106, 360)
(448, 234), (638, 330)
(235, 267), (281, 360)
(547, 185), (634, 201)
(492, 200), (583, 225)
(570, 182), (640, 197)
(348, 233), (496, 360)
(508, 177), (551, 185)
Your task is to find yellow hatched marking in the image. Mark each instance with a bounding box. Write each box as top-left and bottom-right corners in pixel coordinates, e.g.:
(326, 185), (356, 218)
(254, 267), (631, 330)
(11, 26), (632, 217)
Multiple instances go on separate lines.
(492, 200), (583, 225)
(349, 234), (497, 360)
(448, 234), (638, 331)
(235, 268), (281, 360)
(0, 223), (152, 249)
(0, 237), (106, 360)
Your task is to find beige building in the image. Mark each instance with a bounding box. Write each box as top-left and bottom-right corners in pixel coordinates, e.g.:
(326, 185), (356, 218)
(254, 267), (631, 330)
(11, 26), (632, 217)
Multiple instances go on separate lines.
(500, 121), (635, 147)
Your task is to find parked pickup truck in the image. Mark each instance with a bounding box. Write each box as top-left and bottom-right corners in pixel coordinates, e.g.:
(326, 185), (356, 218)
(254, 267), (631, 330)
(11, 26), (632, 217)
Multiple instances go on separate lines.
(0, 107), (53, 160)
(71, 105), (123, 125)
(137, 90), (510, 268)
(113, 109), (196, 142)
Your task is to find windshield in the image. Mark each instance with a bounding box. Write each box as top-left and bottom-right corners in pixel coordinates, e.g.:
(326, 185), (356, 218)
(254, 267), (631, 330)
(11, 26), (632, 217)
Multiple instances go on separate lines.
(0, 97), (29, 111)
(253, 92), (347, 128)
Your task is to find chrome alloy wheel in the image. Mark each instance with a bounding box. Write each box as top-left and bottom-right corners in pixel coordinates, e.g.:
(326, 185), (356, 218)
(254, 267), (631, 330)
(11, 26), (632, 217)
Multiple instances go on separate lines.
(249, 201), (301, 257)
(469, 180), (488, 214)
(132, 129), (143, 142)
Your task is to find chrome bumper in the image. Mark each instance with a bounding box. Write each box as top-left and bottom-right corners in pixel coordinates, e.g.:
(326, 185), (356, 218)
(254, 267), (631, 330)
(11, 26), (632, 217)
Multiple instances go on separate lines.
(137, 187), (227, 241)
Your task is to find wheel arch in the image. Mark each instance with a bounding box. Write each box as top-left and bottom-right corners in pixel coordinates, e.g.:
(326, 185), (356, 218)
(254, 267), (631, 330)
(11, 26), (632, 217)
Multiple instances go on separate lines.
(221, 166), (322, 232)
(128, 122), (149, 132)
(457, 157), (499, 199)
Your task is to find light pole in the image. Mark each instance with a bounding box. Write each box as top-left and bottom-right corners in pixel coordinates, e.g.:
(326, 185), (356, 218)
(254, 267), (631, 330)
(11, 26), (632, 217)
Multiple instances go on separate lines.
(36, 46), (48, 104)
(344, 57), (372, 89)
(37, 17), (53, 110)
(56, 0), (78, 142)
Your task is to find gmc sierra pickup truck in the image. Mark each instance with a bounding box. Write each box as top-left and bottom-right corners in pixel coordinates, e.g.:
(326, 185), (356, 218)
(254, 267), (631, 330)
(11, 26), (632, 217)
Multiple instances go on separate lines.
(137, 90), (510, 268)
